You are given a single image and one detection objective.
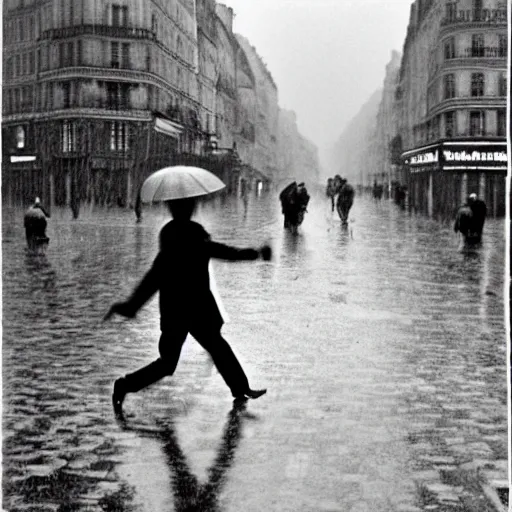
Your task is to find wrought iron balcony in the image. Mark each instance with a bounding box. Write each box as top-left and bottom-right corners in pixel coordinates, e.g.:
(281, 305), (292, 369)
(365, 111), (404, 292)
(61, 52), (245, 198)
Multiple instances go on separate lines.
(40, 24), (156, 41)
(441, 8), (507, 27)
(448, 46), (507, 59)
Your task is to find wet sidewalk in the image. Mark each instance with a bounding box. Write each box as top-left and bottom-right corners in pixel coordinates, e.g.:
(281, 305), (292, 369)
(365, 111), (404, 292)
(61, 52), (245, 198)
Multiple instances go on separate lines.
(2, 194), (508, 511)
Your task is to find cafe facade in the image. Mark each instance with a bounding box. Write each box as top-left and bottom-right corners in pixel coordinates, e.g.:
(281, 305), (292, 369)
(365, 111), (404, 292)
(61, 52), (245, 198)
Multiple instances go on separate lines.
(401, 139), (507, 219)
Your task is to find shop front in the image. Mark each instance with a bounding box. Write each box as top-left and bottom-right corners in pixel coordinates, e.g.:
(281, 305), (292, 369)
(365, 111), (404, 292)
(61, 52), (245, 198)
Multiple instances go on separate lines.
(402, 140), (507, 219)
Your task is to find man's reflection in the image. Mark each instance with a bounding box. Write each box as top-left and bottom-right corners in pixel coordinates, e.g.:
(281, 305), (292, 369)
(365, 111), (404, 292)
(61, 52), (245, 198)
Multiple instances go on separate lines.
(116, 400), (250, 511)
(161, 401), (248, 512)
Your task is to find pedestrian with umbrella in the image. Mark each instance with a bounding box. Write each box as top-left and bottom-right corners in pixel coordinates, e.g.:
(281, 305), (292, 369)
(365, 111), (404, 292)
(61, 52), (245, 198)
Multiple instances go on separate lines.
(104, 166), (271, 414)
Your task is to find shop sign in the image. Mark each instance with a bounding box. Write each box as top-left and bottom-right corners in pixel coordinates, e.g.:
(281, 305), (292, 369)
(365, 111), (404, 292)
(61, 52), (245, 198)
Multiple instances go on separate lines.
(443, 150), (507, 163)
(408, 150), (439, 166)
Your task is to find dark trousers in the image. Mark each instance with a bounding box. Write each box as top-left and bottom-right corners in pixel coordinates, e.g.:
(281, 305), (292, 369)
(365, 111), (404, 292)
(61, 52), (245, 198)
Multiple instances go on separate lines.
(123, 326), (250, 397)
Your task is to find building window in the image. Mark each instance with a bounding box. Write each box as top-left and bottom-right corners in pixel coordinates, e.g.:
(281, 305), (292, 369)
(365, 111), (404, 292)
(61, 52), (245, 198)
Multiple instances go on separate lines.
(6, 57), (13, 79)
(76, 40), (83, 65)
(62, 82), (71, 108)
(444, 37), (455, 59)
(145, 47), (151, 71)
(497, 109), (506, 136)
(471, 73), (484, 97)
(29, 52), (35, 74)
(111, 42), (120, 68)
(46, 82), (53, 109)
(14, 89), (21, 112)
(16, 126), (26, 149)
(473, 0), (483, 20)
(112, 5), (128, 27)
(444, 74), (456, 99)
(469, 111), (485, 136)
(14, 55), (20, 77)
(471, 34), (484, 57)
(122, 43), (130, 68)
(151, 13), (157, 34)
(445, 111), (455, 138)
(59, 42), (73, 67)
(110, 122), (129, 151)
(445, 2), (457, 20)
(106, 82), (129, 109)
(61, 121), (76, 152)
(499, 35), (507, 58)
(21, 86), (33, 111)
(499, 73), (507, 96)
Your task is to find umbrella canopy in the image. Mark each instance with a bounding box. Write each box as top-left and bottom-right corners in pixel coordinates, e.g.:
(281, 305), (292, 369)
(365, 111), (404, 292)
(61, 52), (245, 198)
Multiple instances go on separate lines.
(140, 166), (226, 203)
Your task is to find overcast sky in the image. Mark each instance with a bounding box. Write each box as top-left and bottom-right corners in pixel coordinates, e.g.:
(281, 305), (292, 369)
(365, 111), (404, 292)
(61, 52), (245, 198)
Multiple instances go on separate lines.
(219, 0), (413, 167)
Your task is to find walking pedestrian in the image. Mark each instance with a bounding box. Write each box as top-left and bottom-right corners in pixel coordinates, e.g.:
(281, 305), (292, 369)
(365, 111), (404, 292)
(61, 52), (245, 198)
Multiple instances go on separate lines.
(104, 196), (270, 414)
(24, 197), (50, 251)
(467, 193), (487, 243)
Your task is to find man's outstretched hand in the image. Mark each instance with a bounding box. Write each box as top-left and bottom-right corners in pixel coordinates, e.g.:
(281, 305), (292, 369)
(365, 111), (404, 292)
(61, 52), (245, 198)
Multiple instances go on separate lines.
(103, 302), (136, 321)
(259, 245), (272, 261)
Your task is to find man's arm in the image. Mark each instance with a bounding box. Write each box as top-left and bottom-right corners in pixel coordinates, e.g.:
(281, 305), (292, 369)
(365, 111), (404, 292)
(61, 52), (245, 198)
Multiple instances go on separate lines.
(104, 253), (163, 320)
(208, 241), (271, 261)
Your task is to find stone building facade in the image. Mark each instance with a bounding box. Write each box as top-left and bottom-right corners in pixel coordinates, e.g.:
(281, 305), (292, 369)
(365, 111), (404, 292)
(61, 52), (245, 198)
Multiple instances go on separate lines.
(235, 35), (280, 184)
(2, 0), (320, 207)
(374, 50), (402, 192)
(393, 0), (507, 218)
(278, 109), (320, 186)
(2, 0), (210, 208)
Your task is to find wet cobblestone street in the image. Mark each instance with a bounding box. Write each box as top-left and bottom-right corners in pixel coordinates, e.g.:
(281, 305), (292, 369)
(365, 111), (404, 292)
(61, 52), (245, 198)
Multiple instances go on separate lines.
(2, 192), (508, 511)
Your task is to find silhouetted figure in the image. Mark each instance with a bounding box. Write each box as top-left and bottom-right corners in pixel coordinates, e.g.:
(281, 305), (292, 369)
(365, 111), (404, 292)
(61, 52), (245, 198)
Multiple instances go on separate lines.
(104, 197), (270, 414)
(333, 174), (343, 194)
(24, 197), (50, 252)
(70, 195), (80, 219)
(279, 181), (310, 233)
(372, 181), (383, 200)
(454, 193), (487, 247)
(336, 179), (355, 225)
(468, 193), (487, 242)
(135, 190), (143, 223)
(326, 178), (337, 211)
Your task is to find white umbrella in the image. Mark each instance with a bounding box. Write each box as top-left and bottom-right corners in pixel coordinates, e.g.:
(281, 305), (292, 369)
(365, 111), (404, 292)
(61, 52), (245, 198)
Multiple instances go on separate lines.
(140, 165), (226, 203)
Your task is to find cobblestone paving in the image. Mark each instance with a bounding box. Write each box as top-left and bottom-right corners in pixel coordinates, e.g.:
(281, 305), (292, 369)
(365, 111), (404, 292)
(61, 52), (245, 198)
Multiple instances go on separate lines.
(2, 194), (508, 511)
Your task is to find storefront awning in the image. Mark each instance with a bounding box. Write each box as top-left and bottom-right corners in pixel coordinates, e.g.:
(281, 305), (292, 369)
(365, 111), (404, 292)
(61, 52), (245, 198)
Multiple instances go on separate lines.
(154, 117), (183, 139)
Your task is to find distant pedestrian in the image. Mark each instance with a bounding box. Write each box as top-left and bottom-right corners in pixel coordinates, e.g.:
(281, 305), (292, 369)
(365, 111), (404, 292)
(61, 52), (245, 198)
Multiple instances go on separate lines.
(279, 181), (309, 233)
(336, 179), (355, 225)
(326, 178), (337, 211)
(24, 197), (50, 251)
(134, 190), (143, 223)
(468, 193), (487, 243)
(454, 193), (486, 247)
(104, 196), (270, 414)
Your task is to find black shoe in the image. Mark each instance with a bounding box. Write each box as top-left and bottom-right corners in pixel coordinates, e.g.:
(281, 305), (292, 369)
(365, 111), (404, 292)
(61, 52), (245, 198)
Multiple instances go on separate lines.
(245, 388), (266, 400)
(233, 388), (267, 401)
(112, 377), (127, 413)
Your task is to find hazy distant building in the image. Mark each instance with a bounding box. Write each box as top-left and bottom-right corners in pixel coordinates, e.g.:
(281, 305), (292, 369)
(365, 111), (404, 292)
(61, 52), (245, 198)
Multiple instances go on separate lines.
(329, 89), (383, 186)
(394, 0), (507, 218)
(235, 35), (280, 183)
(374, 50), (401, 190)
(277, 108), (320, 186)
(214, 3), (237, 149)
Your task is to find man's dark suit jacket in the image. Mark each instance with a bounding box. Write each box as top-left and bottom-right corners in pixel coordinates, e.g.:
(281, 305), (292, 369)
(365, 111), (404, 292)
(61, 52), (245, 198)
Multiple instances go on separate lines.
(125, 220), (260, 331)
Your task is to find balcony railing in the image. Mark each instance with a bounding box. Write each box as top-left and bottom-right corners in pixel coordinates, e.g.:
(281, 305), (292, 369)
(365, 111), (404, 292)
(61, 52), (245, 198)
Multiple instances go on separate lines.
(441, 8), (507, 26)
(40, 24), (156, 41)
(448, 46), (508, 59)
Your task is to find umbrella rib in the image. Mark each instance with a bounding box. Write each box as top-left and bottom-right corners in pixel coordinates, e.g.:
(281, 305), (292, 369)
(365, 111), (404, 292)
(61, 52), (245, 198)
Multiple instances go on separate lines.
(152, 176), (168, 202)
(188, 172), (214, 194)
